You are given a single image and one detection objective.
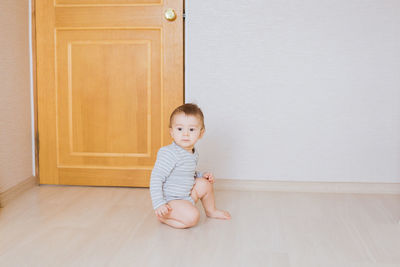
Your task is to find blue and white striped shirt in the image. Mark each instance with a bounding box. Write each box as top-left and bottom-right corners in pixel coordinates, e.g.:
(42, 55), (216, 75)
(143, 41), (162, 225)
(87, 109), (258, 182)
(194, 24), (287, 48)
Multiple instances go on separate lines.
(150, 142), (203, 210)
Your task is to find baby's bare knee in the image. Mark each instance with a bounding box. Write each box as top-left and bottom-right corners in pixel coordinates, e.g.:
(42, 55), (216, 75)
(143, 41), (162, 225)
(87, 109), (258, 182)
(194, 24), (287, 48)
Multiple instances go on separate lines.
(183, 209), (200, 228)
(194, 178), (213, 196)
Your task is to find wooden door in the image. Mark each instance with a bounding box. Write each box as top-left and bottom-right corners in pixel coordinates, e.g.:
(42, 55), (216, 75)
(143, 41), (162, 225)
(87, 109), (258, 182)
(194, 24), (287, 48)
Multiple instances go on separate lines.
(36, 0), (183, 187)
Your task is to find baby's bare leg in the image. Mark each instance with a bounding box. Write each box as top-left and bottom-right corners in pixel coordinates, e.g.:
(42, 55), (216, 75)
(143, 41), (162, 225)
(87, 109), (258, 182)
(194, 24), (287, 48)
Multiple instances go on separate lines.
(158, 200), (200, 229)
(191, 178), (231, 219)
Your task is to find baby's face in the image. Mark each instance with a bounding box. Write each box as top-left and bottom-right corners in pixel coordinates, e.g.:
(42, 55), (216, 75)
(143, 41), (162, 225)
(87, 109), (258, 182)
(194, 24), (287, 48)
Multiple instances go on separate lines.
(169, 113), (204, 153)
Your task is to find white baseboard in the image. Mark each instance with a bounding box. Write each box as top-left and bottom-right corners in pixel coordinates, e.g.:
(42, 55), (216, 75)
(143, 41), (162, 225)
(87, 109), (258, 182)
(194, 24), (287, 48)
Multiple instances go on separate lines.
(214, 179), (400, 195)
(0, 176), (38, 208)
(1, 177), (398, 208)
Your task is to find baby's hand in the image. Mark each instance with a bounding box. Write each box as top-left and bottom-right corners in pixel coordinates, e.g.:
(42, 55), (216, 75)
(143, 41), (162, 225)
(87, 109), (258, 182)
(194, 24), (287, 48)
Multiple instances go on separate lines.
(203, 172), (215, 184)
(155, 204), (172, 218)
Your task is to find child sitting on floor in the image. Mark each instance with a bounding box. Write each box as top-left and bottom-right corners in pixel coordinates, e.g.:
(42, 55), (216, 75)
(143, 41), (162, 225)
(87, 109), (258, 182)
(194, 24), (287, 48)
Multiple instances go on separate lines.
(150, 103), (231, 229)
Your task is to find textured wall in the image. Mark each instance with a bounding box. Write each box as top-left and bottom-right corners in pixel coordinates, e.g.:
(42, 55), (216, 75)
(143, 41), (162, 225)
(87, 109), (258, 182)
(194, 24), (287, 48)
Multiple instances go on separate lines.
(0, 0), (33, 192)
(186, 0), (400, 182)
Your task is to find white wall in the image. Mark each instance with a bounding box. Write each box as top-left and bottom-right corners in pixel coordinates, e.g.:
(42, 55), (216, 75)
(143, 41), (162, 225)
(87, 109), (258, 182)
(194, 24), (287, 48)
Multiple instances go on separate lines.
(0, 0), (33, 192)
(185, 0), (400, 182)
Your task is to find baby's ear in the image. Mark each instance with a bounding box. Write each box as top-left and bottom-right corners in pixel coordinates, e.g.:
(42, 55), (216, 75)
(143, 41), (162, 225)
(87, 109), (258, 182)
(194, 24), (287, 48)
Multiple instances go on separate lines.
(199, 128), (205, 138)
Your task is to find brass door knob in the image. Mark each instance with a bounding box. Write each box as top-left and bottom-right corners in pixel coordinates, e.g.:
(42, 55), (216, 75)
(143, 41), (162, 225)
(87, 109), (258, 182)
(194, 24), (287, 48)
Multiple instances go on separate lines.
(164, 8), (177, 21)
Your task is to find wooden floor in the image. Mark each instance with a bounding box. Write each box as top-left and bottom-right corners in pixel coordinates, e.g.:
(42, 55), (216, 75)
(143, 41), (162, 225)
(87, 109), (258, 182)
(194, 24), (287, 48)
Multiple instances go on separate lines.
(1, 185), (400, 267)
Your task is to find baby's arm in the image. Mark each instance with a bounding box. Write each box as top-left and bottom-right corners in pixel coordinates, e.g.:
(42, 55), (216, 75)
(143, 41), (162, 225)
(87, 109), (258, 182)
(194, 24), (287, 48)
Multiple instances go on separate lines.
(150, 148), (177, 211)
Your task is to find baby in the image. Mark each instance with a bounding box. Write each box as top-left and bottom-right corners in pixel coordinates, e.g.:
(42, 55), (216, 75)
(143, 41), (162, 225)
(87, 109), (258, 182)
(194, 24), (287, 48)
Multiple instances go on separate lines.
(150, 103), (231, 229)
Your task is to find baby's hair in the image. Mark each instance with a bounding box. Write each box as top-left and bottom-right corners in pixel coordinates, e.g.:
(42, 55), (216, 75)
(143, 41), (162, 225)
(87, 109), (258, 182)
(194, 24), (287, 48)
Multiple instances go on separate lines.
(169, 103), (205, 130)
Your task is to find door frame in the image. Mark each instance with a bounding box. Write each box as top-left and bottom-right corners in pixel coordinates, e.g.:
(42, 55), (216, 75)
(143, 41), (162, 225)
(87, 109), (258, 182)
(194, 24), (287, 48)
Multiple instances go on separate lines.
(31, 0), (39, 178)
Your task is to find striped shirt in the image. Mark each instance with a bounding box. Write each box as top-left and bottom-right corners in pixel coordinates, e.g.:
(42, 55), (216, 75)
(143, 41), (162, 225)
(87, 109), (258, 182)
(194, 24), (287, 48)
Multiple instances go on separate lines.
(150, 142), (203, 210)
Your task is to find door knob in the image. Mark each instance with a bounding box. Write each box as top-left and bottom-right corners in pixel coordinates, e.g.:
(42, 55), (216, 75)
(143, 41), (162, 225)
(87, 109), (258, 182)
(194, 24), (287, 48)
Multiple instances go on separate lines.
(164, 8), (177, 21)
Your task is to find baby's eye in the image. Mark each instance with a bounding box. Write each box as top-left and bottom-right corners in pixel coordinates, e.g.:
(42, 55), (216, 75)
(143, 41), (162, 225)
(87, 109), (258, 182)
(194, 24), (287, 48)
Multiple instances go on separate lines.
(189, 128), (196, 132)
(177, 127), (182, 131)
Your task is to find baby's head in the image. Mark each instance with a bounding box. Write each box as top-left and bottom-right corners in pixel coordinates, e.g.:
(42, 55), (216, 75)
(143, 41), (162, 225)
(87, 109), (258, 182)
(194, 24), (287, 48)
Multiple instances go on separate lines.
(169, 103), (205, 152)
(169, 103), (205, 129)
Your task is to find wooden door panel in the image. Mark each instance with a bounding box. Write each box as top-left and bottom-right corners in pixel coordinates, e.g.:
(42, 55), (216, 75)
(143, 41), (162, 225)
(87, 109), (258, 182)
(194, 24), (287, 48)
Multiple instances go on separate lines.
(59, 168), (151, 187)
(55, 7), (163, 28)
(56, 29), (161, 167)
(36, 0), (183, 186)
(56, 0), (161, 6)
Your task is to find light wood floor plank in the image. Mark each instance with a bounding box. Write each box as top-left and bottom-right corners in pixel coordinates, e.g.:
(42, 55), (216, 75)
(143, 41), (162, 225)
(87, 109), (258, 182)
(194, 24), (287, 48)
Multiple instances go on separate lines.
(0, 185), (399, 267)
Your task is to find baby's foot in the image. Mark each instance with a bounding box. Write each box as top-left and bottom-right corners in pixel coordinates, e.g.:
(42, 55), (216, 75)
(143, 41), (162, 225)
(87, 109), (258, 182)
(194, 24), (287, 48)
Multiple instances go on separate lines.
(206, 209), (231, 220)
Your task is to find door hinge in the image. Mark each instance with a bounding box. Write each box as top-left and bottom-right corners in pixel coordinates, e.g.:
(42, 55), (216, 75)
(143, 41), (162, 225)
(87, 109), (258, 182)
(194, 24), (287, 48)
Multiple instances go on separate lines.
(183, 11), (186, 19)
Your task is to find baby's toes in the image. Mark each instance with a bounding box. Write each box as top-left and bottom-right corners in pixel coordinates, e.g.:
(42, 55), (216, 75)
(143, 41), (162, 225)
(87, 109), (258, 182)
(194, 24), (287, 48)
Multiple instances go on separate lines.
(223, 211), (231, 219)
(207, 209), (231, 220)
